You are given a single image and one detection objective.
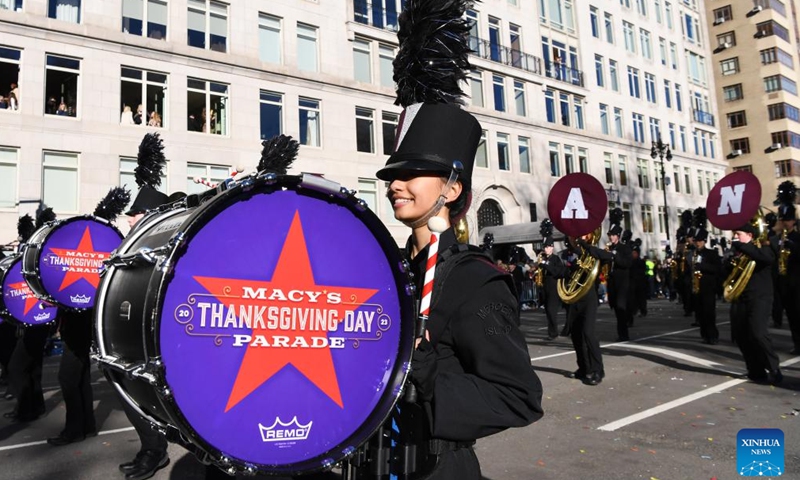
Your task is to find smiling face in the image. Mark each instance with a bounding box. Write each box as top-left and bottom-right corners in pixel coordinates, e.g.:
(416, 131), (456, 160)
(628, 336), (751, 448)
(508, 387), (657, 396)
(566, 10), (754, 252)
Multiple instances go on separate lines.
(387, 173), (461, 226)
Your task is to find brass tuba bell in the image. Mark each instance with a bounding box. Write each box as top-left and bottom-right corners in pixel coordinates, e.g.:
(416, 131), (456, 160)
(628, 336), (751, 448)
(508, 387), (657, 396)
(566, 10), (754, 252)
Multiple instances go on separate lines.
(722, 210), (768, 302)
(557, 227), (602, 304)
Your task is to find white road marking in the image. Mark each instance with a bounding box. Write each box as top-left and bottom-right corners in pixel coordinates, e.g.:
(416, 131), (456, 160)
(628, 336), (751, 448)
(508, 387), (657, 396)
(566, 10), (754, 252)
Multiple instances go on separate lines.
(0, 427), (135, 452)
(597, 355), (800, 432)
(607, 343), (742, 375)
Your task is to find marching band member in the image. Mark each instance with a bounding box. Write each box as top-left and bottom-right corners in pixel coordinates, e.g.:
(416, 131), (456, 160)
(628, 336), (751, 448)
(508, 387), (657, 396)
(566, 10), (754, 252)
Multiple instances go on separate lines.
(538, 220), (566, 340)
(598, 209), (633, 341)
(728, 223), (782, 384)
(682, 212), (697, 320)
(567, 234), (605, 386)
(692, 227), (721, 345)
(774, 181), (800, 355)
(366, 1), (543, 476)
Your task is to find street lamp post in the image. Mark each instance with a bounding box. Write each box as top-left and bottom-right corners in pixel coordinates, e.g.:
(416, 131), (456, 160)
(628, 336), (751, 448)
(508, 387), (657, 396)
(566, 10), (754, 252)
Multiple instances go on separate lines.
(651, 138), (673, 243)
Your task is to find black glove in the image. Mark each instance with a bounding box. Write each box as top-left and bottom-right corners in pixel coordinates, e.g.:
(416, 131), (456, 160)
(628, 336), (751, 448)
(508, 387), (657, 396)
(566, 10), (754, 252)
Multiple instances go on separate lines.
(731, 241), (742, 253)
(577, 238), (590, 250)
(409, 338), (438, 403)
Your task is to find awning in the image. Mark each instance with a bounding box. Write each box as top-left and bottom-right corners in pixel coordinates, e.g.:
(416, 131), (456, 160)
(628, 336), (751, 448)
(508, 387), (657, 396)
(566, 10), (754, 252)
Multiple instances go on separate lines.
(478, 222), (566, 246)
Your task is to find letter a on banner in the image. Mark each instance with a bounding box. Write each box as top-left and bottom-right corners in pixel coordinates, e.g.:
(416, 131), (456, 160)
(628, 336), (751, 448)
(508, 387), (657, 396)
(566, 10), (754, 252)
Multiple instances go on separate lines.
(717, 184), (745, 215)
(561, 188), (589, 219)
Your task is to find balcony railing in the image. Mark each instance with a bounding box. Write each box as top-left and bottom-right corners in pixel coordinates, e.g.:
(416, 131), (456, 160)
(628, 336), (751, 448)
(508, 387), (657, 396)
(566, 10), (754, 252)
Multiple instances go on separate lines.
(468, 36), (542, 76)
(542, 60), (584, 87)
(354, 1), (399, 32)
(693, 109), (716, 127)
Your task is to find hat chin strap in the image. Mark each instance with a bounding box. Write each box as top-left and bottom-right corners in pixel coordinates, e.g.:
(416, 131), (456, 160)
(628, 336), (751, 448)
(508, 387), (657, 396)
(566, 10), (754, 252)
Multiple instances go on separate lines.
(404, 167), (460, 229)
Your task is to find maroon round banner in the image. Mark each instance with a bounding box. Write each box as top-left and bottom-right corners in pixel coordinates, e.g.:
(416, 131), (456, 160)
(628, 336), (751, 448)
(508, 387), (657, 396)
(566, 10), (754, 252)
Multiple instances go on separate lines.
(706, 171), (761, 230)
(547, 173), (608, 237)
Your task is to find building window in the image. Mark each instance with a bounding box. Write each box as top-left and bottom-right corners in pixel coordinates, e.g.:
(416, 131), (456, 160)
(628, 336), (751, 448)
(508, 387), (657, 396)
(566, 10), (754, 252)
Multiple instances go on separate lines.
(120, 156), (167, 193)
(645, 73), (656, 103)
(717, 31), (735, 48)
(726, 111), (746, 128)
(659, 37), (667, 65)
(574, 98), (584, 129)
(493, 75), (505, 112)
(756, 0), (787, 16)
(649, 117), (661, 142)
(297, 97), (321, 147)
(618, 155), (628, 186)
(187, 0), (227, 52)
(353, 37), (372, 83)
(696, 171), (704, 195)
(672, 166), (681, 193)
(733, 165), (752, 173)
(122, 0), (167, 39)
(475, 130), (488, 168)
(355, 107), (374, 153)
(632, 113), (645, 143)
(120, 67), (167, 127)
(658, 206), (667, 233)
(595, 55), (604, 87)
(665, 1), (673, 28)
(674, 83), (682, 111)
(578, 148), (588, 173)
(637, 158), (650, 189)
(723, 84), (743, 102)
(379, 45), (395, 89)
(639, 28), (652, 60)
(604, 153), (614, 184)
(713, 6), (732, 24)
(549, 142), (561, 177)
(771, 131), (800, 149)
(635, 0), (647, 16)
(297, 23), (318, 72)
(381, 111), (398, 155)
(684, 167), (692, 194)
(187, 163), (229, 194)
(730, 138), (750, 154)
(669, 122), (676, 148)
(720, 58), (739, 76)
(760, 47), (794, 68)
(628, 67), (641, 98)
(609, 59), (619, 91)
(519, 136), (530, 174)
(48, 0), (80, 23)
(0, 47), (21, 111)
(768, 103), (800, 122)
(641, 205), (654, 233)
(357, 178), (384, 221)
(614, 107), (623, 138)
(623, 21), (636, 53)
(0, 147), (17, 208)
(756, 20), (790, 42)
(187, 78), (228, 134)
(0, 1), (23, 12)
(669, 42), (678, 69)
(764, 75), (798, 95)
(497, 133), (510, 171)
(679, 126), (687, 152)
(564, 145), (575, 174)
(775, 160), (800, 177)
(590, 7), (599, 38)
(540, 0), (575, 33)
(258, 13), (281, 64)
(470, 71), (484, 108)
(45, 54), (80, 117)
(604, 12), (614, 43)
(513, 80), (526, 116)
(42, 151), (78, 212)
(259, 90), (283, 140)
(664, 80), (672, 108)
(600, 104), (609, 135)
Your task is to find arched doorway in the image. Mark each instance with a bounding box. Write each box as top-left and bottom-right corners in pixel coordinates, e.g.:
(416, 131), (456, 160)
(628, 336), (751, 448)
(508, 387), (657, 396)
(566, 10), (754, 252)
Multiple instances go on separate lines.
(477, 199), (504, 232)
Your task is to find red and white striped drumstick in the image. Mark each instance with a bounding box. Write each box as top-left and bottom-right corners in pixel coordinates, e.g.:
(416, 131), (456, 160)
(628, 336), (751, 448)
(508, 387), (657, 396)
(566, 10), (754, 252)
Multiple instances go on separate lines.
(419, 217), (448, 320)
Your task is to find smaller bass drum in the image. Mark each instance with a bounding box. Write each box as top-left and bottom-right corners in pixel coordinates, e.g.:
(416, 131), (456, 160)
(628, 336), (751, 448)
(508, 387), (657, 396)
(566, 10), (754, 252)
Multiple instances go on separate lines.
(1, 255), (59, 326)
(22, 216), (124, 310)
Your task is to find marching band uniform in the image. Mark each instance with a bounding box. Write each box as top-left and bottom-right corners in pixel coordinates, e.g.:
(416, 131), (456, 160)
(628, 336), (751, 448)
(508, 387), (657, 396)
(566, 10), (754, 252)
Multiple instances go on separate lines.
(567, 238), (605, 386)
(0, 317), (18, 398)
(682, 232), (696, 320)
(728, 224), (782, 384)
(47, 308), (96, 445)
(4, 322), (51, 422)
(775, 198), (800, 355)
(597, 222), (633, 341)
(540, 236), (566, 340)
(692, 229), (721, 345)
(629, 244), (647, 322)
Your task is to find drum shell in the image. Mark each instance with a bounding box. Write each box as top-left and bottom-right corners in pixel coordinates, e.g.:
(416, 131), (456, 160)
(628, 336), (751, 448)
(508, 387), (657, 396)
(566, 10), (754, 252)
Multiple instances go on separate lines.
(1, 254), (59, 327)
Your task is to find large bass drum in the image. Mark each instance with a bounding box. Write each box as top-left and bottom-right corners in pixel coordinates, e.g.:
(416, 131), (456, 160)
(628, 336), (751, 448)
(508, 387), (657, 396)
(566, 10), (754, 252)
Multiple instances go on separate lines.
(1, 255), (59, 326)
(95, 173), (416, 475)
(21, 216), (124, 310)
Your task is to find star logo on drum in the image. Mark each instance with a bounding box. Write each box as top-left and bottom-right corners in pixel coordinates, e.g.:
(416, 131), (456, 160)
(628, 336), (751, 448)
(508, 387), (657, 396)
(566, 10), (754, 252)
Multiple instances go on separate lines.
(47, 226), (112, 291)
(7, 282), (39, 315)
(194, 211), (379, 412)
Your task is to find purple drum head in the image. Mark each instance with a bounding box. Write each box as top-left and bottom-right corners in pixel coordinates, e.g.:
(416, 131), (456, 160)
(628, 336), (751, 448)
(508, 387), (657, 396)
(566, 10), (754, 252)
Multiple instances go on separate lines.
(2, 258), (58, 325)
(160, 189), (407, 469)
(39, 218), (122, 309)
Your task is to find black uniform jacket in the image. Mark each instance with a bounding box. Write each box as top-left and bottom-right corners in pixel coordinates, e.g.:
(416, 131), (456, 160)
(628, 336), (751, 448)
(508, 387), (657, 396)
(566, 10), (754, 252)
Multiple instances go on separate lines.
(589, 241), (632, 310)
(782, 229), (800, 281)
(408, 228), (544, 441)
(694, 247), (721, 293)
(727, 241), (775, 301)
(541, 253), (567, 292)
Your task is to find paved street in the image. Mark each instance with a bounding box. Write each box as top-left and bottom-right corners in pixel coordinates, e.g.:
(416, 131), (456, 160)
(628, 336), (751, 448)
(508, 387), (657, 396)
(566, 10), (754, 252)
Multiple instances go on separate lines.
(0, 298), (798, 479)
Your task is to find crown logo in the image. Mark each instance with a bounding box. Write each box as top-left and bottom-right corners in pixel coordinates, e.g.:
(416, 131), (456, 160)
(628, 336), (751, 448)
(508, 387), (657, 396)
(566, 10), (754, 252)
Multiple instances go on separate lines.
(69, 294), (91, 304)
(258, 416), (312, 443)
(33, 312), (52, 322)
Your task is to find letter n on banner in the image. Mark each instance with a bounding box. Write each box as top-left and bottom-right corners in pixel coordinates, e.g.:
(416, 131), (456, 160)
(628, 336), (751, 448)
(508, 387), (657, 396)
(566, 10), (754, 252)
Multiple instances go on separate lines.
(718, 184), (745, 215)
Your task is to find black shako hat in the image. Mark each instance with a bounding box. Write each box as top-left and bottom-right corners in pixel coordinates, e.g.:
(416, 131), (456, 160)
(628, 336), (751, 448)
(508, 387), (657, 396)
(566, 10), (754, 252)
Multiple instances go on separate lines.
(126, 132), (169, 216)
(376, 103), (480, 192)
(608, 207), (623, 236)
(775, 181), (797, 221)
(695, 228), (708, 242)
(735, 223), (759, 236)
(126, 186), (168, 216)
(543, 236), (554, 247)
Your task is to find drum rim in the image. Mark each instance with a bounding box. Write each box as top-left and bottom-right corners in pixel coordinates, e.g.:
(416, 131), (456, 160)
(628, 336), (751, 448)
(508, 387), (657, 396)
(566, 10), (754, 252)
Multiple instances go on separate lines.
(0, 255), (57, 327)
(23, 215), (124, 311)
(145, 174), (417, 474)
